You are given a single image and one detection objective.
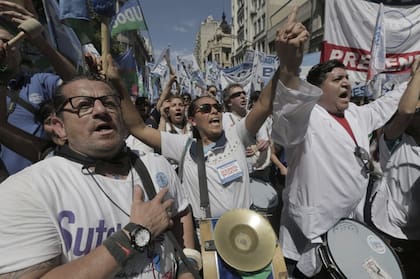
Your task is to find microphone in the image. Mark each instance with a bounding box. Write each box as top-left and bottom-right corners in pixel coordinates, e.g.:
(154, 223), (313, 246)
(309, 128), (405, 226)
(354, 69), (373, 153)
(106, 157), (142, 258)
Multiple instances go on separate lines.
(5, 18), (43, 49)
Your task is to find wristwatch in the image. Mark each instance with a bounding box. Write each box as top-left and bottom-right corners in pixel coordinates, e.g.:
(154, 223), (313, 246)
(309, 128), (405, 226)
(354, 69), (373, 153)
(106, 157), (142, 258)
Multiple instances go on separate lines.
(124, 222), (151, 252)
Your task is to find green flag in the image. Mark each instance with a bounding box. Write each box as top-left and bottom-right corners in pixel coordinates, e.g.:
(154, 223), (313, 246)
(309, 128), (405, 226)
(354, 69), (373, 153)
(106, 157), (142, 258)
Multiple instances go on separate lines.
(111, 0), (148, 37)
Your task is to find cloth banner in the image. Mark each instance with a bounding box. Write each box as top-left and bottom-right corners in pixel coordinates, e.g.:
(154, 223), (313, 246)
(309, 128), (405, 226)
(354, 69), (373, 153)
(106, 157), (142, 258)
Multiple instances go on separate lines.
(220, 63), (253, 100)
(42, 0), (84, 71)
(115, 47), (140, 98)
(322, 0), (420, 96)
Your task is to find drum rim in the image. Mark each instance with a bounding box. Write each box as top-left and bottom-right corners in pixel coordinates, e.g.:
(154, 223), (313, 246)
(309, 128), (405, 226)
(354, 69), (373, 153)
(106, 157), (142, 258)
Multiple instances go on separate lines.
(322, 218), (406, 279)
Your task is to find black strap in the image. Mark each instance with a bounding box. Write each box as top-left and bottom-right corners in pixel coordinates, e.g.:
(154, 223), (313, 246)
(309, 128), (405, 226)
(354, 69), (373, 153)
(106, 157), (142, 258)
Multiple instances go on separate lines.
(130, 153), (201, 279)
(5, 89), (38, 116)
(196, 139), (211, 218)
(0, 157), (9, 183)
(55, 144), (131, 176)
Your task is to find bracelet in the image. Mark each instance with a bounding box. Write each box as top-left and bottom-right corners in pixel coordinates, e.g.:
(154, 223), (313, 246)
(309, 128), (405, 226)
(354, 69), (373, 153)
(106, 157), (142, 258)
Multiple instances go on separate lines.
(177, 257), (199, 276)
(177, 261), (191, 276)
(103, 230), (136, 266)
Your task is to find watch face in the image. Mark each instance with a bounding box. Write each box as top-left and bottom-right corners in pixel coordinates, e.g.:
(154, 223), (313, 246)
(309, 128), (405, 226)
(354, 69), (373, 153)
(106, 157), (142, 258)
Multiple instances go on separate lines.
(134, 228), (151, 247)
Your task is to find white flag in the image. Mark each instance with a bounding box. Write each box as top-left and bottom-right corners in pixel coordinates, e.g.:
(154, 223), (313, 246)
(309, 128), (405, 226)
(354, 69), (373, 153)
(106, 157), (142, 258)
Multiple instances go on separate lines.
(366, 3), (386, 82)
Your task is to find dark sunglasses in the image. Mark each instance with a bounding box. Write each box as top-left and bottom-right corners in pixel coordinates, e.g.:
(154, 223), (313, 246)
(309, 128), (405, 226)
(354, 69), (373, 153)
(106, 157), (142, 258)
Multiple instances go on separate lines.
(195, 103), (223, 114)
(230, 91), (246, 99)
(354, 145), (373, 176)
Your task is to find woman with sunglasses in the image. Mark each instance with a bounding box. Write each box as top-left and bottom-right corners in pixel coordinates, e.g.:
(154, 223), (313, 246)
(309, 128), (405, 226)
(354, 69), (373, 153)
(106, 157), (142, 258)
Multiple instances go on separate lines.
(369, 58), (420, 278)
(111, 59), (281, 223)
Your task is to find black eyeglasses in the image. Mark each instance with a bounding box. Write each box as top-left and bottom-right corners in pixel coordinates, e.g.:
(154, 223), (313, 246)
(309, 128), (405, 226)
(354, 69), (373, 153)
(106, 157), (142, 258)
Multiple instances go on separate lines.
(57, 95), (121, 117)
(194, 103), (223, 115)
(354, 145), (373, 176)
(230, 91), (246, 99)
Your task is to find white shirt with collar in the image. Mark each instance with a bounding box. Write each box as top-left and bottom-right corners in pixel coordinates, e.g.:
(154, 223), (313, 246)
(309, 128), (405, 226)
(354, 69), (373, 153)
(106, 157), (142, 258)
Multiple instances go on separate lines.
(271, 79), (405, 276)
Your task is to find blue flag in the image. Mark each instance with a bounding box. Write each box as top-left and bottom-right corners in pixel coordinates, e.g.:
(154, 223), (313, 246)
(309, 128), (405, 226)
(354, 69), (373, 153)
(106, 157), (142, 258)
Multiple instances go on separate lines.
(42, 0), (84, 70)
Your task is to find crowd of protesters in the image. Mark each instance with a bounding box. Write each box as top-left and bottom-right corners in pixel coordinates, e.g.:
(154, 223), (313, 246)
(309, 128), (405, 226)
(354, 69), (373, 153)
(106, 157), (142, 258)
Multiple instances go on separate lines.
(0, 1), (419, 279)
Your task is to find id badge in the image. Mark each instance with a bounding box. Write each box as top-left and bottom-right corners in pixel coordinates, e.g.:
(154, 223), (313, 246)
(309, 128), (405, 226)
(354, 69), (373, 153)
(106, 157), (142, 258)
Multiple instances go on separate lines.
(216, 160), (243, 185)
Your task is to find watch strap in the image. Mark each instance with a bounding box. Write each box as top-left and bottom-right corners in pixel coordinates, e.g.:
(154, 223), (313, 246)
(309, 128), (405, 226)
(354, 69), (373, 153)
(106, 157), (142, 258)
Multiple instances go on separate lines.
(124, 222), (141, 232)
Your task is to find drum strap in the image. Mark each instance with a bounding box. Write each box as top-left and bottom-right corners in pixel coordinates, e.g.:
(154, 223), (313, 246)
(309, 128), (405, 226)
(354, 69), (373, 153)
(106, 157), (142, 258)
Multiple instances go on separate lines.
(130, 153), (201, 279)
(196, 138), (211, 218)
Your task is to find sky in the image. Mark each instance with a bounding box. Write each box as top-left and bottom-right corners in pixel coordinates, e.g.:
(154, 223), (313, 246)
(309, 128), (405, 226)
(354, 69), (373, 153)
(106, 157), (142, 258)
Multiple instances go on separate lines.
(140, 0), (231, 61)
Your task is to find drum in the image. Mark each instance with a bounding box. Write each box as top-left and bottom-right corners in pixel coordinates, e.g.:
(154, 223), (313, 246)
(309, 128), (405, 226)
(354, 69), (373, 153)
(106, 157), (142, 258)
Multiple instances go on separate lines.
(249, 178), (278, 214)
(199, 209), (288, 279)
(318, 218), (405, 279)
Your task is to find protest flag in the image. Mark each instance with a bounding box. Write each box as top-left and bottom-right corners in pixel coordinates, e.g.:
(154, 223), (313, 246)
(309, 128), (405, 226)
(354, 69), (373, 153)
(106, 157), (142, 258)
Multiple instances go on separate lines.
(111, 0), (148, 37)
(151, 47), (170, 77)
(115, 47), (140, 97)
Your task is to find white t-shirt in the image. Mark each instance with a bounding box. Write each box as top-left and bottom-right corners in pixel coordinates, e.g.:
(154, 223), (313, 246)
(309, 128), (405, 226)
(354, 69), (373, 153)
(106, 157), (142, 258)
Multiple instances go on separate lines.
(371, 133), (420, 240)
(126, 134), (154, 154)
(161, 119), (253, 219)
(0, 152), (188, 278)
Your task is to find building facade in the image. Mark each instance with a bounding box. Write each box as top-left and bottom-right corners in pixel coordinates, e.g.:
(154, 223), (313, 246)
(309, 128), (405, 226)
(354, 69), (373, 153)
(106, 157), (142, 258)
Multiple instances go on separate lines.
(203, 13), (233, 69)
(194, 16), (220, 70)
(231, 0), (325, 64)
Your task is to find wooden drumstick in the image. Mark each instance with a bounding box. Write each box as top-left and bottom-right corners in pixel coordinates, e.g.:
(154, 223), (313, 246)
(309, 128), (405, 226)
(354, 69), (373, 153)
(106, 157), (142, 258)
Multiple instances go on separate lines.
(5, 18), (43, 49)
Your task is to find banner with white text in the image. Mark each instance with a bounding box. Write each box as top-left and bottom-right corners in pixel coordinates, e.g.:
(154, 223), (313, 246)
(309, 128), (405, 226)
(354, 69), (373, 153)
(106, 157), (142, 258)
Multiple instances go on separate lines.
(322, 0), (420, 96)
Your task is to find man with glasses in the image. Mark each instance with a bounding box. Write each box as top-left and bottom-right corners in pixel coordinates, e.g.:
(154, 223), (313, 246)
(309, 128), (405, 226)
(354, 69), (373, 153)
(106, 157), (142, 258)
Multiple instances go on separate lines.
(222, 83), (247, 124)
(0, 76), (196, 278)
(222, 84), (274, 210)
(270, 9), (413, 278)
(222, 85), (271, 171)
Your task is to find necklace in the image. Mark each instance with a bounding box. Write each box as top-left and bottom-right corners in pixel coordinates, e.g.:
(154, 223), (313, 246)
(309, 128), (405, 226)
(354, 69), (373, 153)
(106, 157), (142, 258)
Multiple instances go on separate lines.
(85, 167), (134, 217)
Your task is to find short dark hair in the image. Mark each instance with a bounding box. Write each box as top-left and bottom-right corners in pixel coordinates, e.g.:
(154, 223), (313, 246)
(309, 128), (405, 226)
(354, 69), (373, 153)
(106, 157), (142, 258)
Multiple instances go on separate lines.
(306, 59), (346, 87)
(222, 83), (243, 106)
(135, 96), (150, 107)
(35, 99), (54, 123)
